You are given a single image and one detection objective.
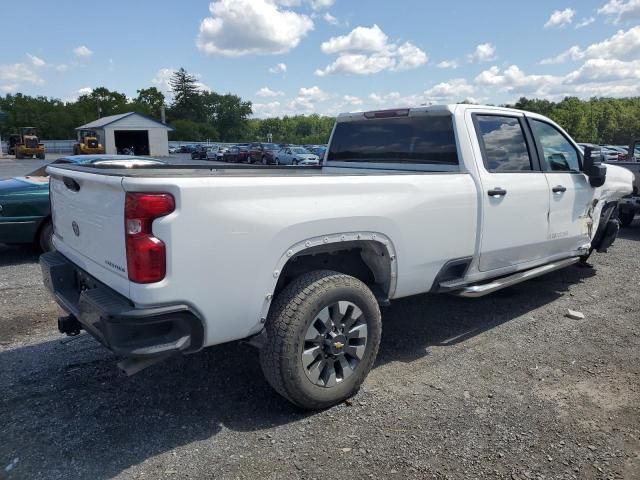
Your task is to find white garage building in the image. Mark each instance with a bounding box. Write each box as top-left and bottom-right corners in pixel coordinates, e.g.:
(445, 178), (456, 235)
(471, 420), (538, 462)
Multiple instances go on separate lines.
(76, 112), (173, 156)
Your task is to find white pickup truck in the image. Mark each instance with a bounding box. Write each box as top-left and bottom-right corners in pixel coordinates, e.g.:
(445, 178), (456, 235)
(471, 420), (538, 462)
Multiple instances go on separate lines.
(41, 104), (632, 409)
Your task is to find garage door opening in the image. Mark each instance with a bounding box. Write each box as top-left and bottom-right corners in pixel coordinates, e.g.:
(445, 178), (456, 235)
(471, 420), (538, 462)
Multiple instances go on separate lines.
(114, 130), (150, 156)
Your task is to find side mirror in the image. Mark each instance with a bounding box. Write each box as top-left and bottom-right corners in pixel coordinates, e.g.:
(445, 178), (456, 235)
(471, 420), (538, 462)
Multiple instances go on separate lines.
(583, 146), (606, 187)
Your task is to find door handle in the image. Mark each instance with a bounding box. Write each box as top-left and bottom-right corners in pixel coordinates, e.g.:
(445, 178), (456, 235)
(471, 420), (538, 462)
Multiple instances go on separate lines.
(487, 187), (507, 197)
(552, 185), (567, 193)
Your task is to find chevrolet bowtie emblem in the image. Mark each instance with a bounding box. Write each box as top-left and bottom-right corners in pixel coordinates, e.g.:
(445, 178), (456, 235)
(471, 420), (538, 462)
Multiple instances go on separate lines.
(334, 342), (344, 349)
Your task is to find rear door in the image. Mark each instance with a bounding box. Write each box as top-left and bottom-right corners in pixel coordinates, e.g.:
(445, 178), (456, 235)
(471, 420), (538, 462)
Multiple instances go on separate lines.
(49, 168), (129, 284)
(471, 113), (551, 271)
(528, 118), (595, 254)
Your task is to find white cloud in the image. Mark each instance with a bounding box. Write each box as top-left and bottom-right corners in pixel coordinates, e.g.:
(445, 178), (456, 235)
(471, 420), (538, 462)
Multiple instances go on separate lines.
(316, 24), (427, 76)
(252, 101), (286, 117)
(424, 79), (475, 100)
(73, 45), (93, 57)
(77, 87), (93, 96)
(298, 85), (329, 101)
(256, 87), (285, 97)
(0, 63), (44, 91)
(540, 46), (583, 64)
(343, 95), (362, 105)
(541, 26), (640, 64)
(27, 53), (46, 67)
(582, 25), (640, 60)
(310, 0), (335, 10)
(196, 0), (313, 56)
(544, 8), (575, 28)
(598, 0), (640, 23)
(151, 68), (210, 96)
(269, 62), (287, 74)
(576, 16), (596, 28)
(469, 43), (496, 63)
(564, 58), (640, 83)
(323, 12), (338, 25)
(475, 56), (640, 99)
(437, 59), (460, 69)
(320, 24), (389, 54)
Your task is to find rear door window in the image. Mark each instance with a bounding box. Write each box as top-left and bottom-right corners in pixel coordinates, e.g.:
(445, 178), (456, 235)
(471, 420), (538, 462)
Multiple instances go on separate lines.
(327, 115), (458, 166)
(474, 115), (534, 172)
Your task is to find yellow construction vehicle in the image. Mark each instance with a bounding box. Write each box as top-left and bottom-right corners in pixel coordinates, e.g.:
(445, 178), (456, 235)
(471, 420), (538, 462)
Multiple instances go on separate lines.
(13, 127), (45, 159)
(73, 129), (105, 155)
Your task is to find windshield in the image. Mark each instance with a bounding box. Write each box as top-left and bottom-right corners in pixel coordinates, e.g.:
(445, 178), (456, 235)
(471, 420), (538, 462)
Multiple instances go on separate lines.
(292, 148), (310, 154)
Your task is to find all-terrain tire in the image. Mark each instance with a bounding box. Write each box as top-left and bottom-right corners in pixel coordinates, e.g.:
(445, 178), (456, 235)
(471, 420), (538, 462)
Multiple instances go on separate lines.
(259, 270), (381, 409)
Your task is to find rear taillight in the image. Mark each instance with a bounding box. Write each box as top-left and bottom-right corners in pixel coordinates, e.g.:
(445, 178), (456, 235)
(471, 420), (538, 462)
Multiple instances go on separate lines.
(125, 192), (175, 283)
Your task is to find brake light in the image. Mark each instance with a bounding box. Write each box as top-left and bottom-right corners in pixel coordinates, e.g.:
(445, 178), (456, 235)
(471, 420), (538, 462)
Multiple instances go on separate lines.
(125, 192), (175, 283)
(364, 108), (410, 119)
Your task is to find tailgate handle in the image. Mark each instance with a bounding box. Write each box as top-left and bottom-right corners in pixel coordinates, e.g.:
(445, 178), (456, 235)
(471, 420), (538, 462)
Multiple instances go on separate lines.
(63, 176), (80, 192)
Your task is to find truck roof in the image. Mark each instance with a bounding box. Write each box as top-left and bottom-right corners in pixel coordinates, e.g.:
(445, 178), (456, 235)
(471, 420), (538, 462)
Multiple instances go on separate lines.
(336, 104), (527, 121)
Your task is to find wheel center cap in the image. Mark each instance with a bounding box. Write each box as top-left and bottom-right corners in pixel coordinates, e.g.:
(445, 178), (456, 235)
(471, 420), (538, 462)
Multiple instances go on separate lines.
(326, 334), (347, 356)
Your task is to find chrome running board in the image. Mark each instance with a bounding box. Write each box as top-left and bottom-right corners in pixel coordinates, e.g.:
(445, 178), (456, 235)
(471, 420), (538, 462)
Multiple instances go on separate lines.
(454, 257), (580, 298)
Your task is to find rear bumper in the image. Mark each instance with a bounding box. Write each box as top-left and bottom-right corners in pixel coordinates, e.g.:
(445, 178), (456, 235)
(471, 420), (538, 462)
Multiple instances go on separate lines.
(40, 251), (204, 358)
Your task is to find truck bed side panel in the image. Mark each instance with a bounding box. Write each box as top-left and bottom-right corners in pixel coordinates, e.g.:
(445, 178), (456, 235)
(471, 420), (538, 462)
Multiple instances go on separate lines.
(122, 172), (478, 346)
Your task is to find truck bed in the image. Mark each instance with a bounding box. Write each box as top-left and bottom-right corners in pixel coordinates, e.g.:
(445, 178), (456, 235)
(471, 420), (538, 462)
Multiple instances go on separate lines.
(48, 163), (459, 178)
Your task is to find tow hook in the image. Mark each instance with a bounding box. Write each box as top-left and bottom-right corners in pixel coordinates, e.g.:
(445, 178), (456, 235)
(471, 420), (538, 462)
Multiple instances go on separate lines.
(58, 315), (82, 336)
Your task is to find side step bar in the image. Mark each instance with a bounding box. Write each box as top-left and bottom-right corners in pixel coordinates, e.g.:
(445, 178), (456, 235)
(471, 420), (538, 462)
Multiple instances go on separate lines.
(453, 257), (580, 298)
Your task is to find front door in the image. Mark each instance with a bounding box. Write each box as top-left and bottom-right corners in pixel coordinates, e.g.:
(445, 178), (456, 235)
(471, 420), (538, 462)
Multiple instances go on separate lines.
(471, 113), (551, 271)
(528, 118), (595, 254)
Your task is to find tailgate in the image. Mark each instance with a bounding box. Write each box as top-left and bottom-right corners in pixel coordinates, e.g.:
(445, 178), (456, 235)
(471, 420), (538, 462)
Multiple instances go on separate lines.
(49, 167), (129, 291)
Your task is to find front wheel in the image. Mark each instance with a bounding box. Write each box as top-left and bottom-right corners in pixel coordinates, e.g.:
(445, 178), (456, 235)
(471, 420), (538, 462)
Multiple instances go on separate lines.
(260, 270), (381, 409)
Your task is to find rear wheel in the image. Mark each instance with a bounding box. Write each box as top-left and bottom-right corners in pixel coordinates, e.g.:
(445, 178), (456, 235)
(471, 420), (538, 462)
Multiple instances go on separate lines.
(38, 220), (54, 252)
(37, 152), (45, 160)
(260, 270), (381, 409)
(293, 159), (298, 165)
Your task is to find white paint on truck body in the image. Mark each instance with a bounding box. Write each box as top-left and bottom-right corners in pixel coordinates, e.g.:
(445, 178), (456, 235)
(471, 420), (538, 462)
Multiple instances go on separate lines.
(47, 104), (633, 349)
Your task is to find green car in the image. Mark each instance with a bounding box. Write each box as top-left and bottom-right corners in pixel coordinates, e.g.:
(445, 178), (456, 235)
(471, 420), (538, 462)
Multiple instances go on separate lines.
(0, 155), (167, 251)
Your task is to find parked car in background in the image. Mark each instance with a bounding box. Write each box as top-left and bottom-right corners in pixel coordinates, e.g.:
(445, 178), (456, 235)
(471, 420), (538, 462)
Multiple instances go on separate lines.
(0, 155), (167, 251)
(603, 145), (629, 161)
(205, 145), (228, 161)
(180, 144), (196, 153)
(578, 143), (619, 162)
(308, 146), (327, 159)
(275, 146), (320, 165)
(191, 145), (210, 160)
(234, 144), (250, 162)
(221, 146), (242, 163)
(168, 146), (178, 154)
(248, 143), (279, 164)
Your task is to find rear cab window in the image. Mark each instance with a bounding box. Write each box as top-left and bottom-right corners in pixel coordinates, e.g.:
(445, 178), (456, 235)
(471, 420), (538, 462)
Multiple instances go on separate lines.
(327, 111), (459, 171)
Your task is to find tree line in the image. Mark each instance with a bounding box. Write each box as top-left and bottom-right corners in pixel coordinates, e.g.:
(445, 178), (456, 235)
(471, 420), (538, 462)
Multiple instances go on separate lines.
(0, 68), (333, 145)
(509, 96), (640, 145)
(0, 67), (638, 146)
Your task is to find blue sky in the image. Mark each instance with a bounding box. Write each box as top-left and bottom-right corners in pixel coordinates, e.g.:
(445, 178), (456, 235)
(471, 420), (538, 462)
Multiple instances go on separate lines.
(1, 0), (639, 117)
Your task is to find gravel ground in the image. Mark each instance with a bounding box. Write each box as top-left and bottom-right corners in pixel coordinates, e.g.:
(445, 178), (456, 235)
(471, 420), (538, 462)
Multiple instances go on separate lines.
(1, 159), (639, 479)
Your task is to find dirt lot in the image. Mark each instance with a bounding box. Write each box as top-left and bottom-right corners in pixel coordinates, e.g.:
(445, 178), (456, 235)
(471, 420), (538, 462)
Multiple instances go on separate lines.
(1, 160), (639, 479)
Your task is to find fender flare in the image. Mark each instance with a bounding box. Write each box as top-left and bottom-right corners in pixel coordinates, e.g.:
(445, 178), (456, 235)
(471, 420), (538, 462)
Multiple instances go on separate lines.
(258, 231), (398, 320)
